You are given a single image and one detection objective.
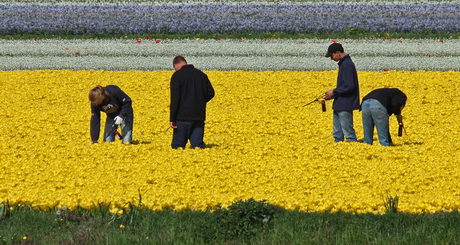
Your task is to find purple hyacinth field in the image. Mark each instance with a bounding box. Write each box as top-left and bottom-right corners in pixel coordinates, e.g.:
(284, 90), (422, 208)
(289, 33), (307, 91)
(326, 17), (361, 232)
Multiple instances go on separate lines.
(0, 4), (459, 35)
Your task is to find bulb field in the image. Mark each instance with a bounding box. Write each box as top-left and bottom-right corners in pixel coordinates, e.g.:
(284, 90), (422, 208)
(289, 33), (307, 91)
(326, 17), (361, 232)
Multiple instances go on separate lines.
(1, 68), (459, 214)
(2, 0), (460, 218)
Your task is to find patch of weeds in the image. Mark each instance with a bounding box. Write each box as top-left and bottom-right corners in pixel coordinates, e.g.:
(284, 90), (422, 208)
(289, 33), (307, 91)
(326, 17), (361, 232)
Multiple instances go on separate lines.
(199, 198), (283, 243)
(384, 195), (399, 214)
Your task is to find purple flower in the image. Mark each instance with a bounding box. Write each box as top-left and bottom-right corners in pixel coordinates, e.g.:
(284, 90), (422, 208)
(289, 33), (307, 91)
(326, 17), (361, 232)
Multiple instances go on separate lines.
(0, 4), (458, 35)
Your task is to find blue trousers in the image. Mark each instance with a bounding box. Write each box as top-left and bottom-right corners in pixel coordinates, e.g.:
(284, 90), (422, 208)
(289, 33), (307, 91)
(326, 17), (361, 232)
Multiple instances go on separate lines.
(332, 110), (357, 142)
(171, 120), (206, 149)
(104, 111), (133, 144)
(361, 99), (391, 146)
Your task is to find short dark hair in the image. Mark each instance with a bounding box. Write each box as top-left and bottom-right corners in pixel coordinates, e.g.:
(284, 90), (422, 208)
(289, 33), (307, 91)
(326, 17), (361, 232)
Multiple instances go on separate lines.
(173, 56), (187, 65)
(325, 43), (344, 57)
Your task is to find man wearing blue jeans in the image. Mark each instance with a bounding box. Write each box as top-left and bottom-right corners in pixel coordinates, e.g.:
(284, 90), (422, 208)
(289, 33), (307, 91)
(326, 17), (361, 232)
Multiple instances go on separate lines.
(89, 85), (134, 145)
(323, 43), (360, 142)
(361, 88), (407, 146)
(170, 56), (215, 149)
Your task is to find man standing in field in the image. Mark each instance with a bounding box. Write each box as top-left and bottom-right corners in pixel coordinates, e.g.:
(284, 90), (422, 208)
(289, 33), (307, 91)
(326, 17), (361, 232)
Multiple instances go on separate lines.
(323, 43), (360, 142)
(169, 56), (215, 149)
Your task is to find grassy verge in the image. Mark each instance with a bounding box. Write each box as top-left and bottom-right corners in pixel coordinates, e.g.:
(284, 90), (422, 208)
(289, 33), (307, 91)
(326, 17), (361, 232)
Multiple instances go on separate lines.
(1, 31), (459, 40)
(1, 199), (460, 244)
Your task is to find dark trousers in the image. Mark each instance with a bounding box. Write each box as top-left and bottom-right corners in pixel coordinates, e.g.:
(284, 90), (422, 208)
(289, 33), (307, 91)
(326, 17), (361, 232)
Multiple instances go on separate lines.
(171, 120), (206, 149)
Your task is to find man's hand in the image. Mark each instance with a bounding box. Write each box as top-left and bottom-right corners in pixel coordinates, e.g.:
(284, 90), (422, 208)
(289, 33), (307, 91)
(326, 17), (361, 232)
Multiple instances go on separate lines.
(396, 115), (403, 125)
(170, 121), (177, 129)
(324, 90), (334, 100)
(114, 116), (124, 125)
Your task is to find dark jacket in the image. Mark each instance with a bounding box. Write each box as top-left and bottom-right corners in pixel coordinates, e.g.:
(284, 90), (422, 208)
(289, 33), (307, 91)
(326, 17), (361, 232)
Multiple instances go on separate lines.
(170, 65), (215, 122)
(332, 55), (360, 111)
(362, 88), (407, 116)
(90, 85), (132, 141)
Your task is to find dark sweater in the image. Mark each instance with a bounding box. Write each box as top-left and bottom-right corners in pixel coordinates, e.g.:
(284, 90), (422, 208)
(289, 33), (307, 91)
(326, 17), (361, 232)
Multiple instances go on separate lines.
(90, 85), (132, 142)
(362, 88), (407, 116)
(170, 65), (215, 122)
(332, 55), (360, 111)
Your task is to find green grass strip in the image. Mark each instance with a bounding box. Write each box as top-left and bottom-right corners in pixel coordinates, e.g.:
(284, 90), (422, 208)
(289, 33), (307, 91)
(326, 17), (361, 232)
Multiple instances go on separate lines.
(1, 199), (460, 244)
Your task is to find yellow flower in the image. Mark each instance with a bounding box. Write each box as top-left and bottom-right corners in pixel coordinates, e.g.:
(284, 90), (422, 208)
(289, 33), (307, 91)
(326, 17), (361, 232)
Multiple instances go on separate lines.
(1, 70), (459, 214)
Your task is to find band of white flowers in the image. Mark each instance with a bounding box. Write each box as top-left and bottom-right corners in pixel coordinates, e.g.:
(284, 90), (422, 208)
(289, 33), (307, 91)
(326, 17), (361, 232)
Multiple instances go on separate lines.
(0, 38), (458, 71)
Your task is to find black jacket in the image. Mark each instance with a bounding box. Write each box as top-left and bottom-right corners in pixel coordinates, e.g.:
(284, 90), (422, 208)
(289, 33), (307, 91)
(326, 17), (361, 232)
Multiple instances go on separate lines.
(90, 85), (132, 142)
(361, 88), (407, 116)
(170, 65), (215, 122)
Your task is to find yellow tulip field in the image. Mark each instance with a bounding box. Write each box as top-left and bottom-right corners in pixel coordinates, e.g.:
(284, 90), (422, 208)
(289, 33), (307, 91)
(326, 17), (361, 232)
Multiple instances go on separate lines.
(1, 69), (459, 214)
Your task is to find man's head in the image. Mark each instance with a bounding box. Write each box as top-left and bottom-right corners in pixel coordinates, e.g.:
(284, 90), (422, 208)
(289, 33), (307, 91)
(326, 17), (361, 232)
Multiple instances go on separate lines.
(89, 85), (108, 105)
(325, 43), (345, 61)
(173, 56), (187, 71)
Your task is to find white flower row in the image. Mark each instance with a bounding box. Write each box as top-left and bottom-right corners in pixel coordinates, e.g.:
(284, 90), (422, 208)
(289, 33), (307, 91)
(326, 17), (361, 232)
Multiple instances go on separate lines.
(1, 38), (458, 57)
(0, 38), (458, 71)
(1, 55), (457, 72)
(1, 0), (458, 6)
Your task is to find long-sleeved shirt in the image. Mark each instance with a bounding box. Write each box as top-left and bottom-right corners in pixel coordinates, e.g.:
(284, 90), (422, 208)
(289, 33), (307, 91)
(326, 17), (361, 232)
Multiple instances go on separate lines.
(362, 88), (407, 116)
(170, 65), (215, 122)
(90, 85), (132, 142)
(332, 55), (360, 111)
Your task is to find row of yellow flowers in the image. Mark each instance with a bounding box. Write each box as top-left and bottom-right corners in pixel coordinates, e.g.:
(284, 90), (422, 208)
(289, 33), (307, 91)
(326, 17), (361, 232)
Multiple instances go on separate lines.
(1, 69), (459, 214)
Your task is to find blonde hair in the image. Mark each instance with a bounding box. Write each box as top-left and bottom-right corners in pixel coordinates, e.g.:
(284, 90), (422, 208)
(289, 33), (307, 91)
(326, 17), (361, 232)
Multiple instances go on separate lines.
(88, 85), (109, 103)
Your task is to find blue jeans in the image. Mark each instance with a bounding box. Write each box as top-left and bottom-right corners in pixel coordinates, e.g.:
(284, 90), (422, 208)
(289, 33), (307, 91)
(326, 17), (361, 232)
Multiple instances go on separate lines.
(361, 99), (391, 146)
(104, 111), (133, 144)
(171, 120), (206, 149)
(333, 110), (357, 142)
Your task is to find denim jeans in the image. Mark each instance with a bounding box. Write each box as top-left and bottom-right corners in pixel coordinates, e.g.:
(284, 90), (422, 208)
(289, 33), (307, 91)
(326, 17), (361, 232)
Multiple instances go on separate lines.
(171, 120), (206, 149)
(103, 111), (133, 144)
(361, 99), (391, 146)
(333, 110), (357, 142)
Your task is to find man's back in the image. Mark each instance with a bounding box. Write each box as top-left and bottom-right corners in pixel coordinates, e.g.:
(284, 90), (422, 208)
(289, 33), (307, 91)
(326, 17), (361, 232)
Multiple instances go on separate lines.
(170, 65), (215, 122)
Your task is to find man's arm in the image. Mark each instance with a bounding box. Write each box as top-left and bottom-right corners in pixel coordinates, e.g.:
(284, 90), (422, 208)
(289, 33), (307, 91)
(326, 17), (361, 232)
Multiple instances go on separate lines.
(90, 104), (101, 143)
(333, 63), (356, 95)
(206, 76), (215, 102)
(170, 74), (181, 122)
(112, 86), (132, 118)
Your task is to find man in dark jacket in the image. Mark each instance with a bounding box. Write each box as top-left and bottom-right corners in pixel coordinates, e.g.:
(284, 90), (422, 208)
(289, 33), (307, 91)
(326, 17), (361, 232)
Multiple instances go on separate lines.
(170, 56), (215, 149)
(323, 43), (360, 142)
(361, 88), (407, 146)
(89, 85), (133, 144)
